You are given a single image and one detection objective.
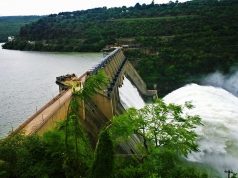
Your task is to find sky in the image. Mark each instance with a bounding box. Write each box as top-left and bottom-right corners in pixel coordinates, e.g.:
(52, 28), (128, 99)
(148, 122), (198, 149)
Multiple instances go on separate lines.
(0, 0), (188, 16)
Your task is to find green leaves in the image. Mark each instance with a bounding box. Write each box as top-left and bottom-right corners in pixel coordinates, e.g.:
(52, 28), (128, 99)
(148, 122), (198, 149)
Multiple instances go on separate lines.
(64, 70), (108, 176)
(110, 108), (142, 144)
(73, 70), (108, 99)
(110, 99), (202, 156)
(90, 130), (114, 178)
(0, 133), (66, 178)
(109, 99), (208, 177)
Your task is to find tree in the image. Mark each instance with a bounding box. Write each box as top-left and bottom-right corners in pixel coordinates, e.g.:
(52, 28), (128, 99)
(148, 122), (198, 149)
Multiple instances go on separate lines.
(110, 99), (202, 156)
(109, 99), (205, 177)
(64, 70), (108, 177)
(134, 3), (142, 10)
(90, 130), (114, 178)
(0, 133), (66, 178)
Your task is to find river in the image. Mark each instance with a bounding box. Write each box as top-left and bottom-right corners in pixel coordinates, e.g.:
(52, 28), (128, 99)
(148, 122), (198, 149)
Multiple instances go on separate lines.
(0, 45), (102, 137)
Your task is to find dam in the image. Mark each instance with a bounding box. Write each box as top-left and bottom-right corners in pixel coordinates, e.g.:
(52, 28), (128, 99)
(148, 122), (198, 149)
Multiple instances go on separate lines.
(11, 47), (157, 144)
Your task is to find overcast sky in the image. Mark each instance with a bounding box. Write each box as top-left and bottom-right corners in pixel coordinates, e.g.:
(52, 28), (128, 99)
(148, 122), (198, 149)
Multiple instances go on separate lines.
(0, 0), (188, 16)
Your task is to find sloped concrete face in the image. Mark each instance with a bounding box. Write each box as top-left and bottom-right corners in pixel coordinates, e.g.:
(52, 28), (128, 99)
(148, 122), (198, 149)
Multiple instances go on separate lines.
(12, 48), (157, 149)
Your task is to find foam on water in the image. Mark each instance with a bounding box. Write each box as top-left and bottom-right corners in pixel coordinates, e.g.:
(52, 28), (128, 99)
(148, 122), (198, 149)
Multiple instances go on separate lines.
(119, 77), (145, 109)
(163, 83), (238, 174)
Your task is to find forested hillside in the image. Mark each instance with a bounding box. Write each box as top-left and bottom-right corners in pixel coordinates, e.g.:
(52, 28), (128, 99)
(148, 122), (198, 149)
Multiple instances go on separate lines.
(0, 16), (41, 42)
(3, 0), (238, 95)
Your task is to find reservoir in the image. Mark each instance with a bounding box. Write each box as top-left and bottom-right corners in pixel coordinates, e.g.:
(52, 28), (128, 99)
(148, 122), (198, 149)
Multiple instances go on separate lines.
(0, 45), (102, 137)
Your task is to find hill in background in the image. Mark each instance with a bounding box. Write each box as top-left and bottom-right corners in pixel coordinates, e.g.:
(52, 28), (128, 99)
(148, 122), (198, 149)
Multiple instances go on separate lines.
(0, 16), (41, 42)
(2, 0), (238, 96)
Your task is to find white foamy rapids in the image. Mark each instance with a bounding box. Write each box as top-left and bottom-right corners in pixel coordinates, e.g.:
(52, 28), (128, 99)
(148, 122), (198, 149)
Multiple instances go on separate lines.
(163, 84), (238, 174)
(202, 70), (238, 96)
(119, 77), (145, 109)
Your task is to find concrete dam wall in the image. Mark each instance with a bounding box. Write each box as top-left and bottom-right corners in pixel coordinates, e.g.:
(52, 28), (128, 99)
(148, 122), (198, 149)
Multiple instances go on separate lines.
(12, 48), (157, 147)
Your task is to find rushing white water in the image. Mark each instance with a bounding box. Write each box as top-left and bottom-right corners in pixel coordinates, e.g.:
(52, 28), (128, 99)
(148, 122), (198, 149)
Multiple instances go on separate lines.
(118, 70), (238, 176)
(119, 77), (145, 109)
(163, 83), (238, 175)
(202, 70), (238, 96)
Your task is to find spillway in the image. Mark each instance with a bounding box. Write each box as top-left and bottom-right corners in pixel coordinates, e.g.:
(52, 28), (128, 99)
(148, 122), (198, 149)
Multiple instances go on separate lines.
(119, 77), (145, 109)
(163, 83), (238, 175)
(118, 74), (238, 176)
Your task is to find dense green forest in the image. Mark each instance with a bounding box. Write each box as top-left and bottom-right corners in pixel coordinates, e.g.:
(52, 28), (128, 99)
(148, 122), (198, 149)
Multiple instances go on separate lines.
(0, 16), (41, 42)
(2, 0), (238, 95)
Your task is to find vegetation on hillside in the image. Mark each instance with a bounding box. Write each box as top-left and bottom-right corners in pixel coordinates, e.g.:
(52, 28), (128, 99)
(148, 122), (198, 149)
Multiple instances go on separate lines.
(2, 0), (238, 95)
(0, 16), (41, 42)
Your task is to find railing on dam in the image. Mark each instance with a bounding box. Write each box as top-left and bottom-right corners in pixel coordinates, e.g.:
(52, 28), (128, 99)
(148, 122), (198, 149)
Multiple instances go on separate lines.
(89, 47), (127, 97)
(10, 89), (72, 136)
(90, 48), (123, 75)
